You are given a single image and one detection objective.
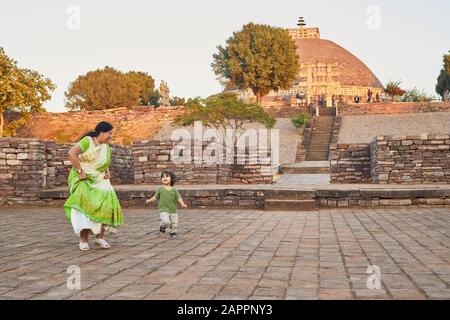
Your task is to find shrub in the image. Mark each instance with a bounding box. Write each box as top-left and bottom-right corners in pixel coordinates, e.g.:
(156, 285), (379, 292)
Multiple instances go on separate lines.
(291, 113), (310, 128)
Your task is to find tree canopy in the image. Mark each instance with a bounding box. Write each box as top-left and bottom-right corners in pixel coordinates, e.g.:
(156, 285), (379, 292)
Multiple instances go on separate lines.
(0, 47), (55, 137)
(173, 93), (276, 145)
(212, 23), (300, 105)
(436, 51), (450, 101)
(170, 96), (186, 106)
(65, 67), (157, 110)
(125, 71), (156, 105)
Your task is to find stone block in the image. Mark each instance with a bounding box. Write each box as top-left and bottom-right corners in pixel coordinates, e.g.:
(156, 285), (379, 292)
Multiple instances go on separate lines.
(426, 198), (445, 205)
(399, 199), (412, 206)
(0, 173), (13, 179)
(17, 153), (29, 160)
(6, 160), (21, 166)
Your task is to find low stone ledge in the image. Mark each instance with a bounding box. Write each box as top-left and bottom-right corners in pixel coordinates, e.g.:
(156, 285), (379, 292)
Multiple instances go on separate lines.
(34, 186), (450, 210)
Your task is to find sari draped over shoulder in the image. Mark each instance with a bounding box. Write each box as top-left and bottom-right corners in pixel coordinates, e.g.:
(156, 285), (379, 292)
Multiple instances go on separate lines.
(64, 136), (123, 236)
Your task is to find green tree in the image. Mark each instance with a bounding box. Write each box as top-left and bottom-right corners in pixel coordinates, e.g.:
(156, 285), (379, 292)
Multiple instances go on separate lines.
(65, 67), (141, 110)
(170, 96), (186, 106)
(125, 71), (156, 105)
(212, 23), (300, 106)
(149, 90), (161, 107)
(436, 51), (450, 101)
(445, 51), (450, 73)
(173, 93), (276, 147)
(186, 96), (203, 106)
(0, 47), (55, 137)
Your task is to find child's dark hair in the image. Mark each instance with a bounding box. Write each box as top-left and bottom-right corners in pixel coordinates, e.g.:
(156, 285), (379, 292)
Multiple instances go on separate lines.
(161, 171), (176, 186)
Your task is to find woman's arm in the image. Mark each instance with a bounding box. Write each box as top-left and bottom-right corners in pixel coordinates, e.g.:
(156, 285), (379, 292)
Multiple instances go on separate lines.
(104, 167), (111, 179)
(68, 145), (87, 180)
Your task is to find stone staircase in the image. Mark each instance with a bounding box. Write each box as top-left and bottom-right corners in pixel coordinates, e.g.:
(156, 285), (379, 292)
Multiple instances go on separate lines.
(305, 108), (335, 161)
(282, 161), (330, 174)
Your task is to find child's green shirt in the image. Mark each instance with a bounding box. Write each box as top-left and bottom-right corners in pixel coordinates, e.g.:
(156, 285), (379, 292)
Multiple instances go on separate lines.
(155, 186), (181, 213)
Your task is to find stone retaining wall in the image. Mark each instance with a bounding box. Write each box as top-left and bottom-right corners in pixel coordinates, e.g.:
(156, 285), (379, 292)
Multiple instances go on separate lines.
(132, 140), (273, 185)
(42, 142), (134, 187)
(263, 106), (312, 118)
(370, 133), (450, 184)
(316, 188), (450, 208)
(37, 186), (450, 209)
(110, 145), (134, 184)
(329, 144), (371, 183)
(0, 138), (47, 205)
(339, 101), (450, 116)
(118, 189), (266, 209)
(44, 142), (71, 188)
(1, 136), (273, 205)
(331, 133), (450, 184)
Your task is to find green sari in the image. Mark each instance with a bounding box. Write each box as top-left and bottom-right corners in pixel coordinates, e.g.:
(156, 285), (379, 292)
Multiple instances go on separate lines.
(64, 136), (123, 235)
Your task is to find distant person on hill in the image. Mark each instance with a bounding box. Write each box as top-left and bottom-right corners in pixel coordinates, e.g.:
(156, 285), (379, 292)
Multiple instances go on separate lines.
(146, 171), (188, 239)
(320, 94), (326, 107)
(296, 93), (302, 106)
(367, 89), (373, 103)
(354, 95), (360, 103)
(376, 93), (380, 103)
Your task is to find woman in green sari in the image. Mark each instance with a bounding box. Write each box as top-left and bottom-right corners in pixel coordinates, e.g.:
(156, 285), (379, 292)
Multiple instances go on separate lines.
(64, 121), (124, 251)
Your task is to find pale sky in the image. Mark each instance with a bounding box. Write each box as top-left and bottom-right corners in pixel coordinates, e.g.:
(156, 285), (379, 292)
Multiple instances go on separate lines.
(1, 0), (449, 112)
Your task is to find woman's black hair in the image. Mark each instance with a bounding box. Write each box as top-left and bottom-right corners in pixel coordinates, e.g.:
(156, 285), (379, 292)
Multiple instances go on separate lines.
(82, 121), (113, 138)
(161, 170), (176, 186)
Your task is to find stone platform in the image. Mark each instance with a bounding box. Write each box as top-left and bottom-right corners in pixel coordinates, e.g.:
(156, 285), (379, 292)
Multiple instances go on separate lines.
(0, 207), (449, 300)
(37, 183), (450, 211)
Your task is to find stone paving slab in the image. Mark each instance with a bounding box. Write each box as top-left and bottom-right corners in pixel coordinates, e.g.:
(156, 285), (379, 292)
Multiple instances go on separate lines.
(0, 207), (449, 300)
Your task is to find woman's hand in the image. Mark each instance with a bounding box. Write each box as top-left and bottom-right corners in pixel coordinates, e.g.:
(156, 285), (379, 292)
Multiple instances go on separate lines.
(104, 171), (111, 180)
(79, 171), (88, 180)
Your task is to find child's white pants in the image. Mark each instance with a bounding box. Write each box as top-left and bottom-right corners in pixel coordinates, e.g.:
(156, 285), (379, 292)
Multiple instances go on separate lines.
(160, 212), (178, 233)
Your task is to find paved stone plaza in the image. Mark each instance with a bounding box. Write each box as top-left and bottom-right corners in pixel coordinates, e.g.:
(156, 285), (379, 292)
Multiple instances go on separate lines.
(0, 207), (449, 300)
